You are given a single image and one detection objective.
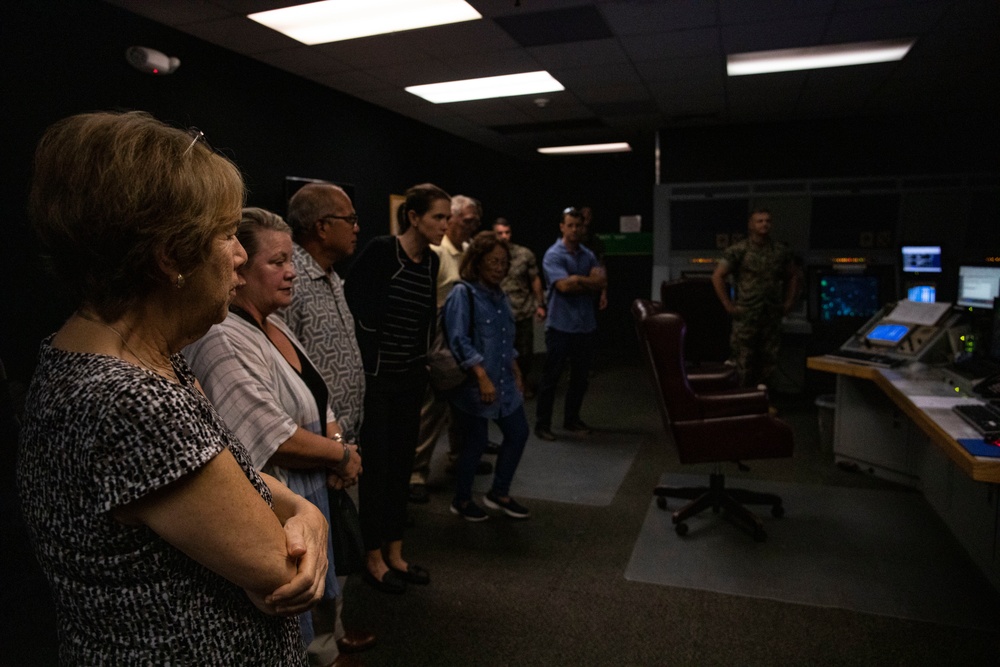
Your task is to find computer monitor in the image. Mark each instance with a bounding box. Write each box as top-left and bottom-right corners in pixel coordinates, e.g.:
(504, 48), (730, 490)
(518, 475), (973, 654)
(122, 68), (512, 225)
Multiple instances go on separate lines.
(816, 273), (882, 322)
(956, 265), (1000, 310)
(901, 245), (942, 273)
(906, 284), (936, 303)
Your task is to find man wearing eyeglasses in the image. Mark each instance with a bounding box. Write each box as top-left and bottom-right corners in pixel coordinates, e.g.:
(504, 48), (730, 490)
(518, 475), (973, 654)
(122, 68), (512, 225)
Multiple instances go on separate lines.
(281, 183), (375, 663)
(409, 195), (491, 504)
(534, 207), (608, 442)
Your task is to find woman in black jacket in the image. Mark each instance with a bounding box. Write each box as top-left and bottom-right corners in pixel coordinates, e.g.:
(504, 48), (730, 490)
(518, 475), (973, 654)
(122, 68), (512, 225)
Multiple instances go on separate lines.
(344, 183), (449, 593)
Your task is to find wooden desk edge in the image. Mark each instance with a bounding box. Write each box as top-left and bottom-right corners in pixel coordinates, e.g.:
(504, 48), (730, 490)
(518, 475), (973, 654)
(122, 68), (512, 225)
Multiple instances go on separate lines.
(806, 356), (1000, 485)
(807, 355), (881, 380)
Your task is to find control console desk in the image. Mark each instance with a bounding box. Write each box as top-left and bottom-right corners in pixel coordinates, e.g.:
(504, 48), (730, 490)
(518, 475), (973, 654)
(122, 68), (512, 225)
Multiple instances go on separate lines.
(808, 355), (1000, 590)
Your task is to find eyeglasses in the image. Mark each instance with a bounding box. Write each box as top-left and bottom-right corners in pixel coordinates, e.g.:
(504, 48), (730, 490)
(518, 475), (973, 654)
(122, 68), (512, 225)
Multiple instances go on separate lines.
(183, 127), (209, 156)
(484, 258), (510, 269)
(319, 213), (360, 226)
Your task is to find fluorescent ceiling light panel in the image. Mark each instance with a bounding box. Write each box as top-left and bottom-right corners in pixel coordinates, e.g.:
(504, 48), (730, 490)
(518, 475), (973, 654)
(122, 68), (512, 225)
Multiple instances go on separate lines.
(537, 142), (632, 155)
(406, 71), (564, 103)
(248, 0), (481, 45)
(727, 38), (915, 76)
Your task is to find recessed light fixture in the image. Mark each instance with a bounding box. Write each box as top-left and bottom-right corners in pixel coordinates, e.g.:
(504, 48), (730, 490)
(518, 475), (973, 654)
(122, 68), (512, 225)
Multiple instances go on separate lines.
(727, 38), (916, 76)
(248, 0), (481, 45)
(406, 71), (564, 103)
(537, 142), (632, 155)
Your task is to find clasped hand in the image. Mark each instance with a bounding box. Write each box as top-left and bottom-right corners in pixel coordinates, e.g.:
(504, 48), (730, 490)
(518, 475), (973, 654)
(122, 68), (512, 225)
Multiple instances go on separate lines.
(327, 442), (362, 490)
(250, 501), (329, 617)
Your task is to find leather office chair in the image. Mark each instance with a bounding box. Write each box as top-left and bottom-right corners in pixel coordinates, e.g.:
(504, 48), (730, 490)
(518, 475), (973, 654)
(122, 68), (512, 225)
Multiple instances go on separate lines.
(638, 311), (794, 541)
(660, 277), (731, 365)
(631, 298), (736, 393)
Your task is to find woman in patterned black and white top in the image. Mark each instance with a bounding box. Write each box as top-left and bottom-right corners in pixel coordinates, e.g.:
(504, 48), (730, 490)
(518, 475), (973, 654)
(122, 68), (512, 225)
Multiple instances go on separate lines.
(17, 111), (327, 665)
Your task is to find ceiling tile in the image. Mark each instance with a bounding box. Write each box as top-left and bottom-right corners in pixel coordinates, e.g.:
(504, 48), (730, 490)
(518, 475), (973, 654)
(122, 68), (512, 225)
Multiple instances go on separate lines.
(601, 0), (719, 35)
(179, 15), (298, 54)
(623, 28), (721, 61)
(495, 5), (613, 47)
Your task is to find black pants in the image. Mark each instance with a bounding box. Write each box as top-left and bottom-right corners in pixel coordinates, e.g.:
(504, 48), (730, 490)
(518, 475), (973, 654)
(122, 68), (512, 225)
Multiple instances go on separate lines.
(535, 328), (596, 430)
(358, 370), (426, 550)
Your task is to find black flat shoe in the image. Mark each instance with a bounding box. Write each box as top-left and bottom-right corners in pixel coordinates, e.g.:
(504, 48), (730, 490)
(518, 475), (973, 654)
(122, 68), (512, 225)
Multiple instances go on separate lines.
(362, 568), (406, 594)
(389, 563), (430, 585)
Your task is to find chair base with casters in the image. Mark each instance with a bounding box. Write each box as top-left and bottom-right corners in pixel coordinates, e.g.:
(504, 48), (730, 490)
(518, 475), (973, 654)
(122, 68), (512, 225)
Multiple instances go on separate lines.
(654, 467), (784, 542)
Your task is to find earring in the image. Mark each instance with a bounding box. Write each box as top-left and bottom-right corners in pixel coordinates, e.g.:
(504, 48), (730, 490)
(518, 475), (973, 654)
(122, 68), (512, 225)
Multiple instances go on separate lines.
(176, 274), (186, 289)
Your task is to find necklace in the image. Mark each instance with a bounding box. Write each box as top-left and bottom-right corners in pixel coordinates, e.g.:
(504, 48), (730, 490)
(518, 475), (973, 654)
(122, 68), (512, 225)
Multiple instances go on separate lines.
(76, 311), (177, 381)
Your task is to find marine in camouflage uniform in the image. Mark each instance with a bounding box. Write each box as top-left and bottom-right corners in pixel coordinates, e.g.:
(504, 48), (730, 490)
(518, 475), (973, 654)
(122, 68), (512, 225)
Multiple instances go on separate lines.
(712, 209), (798, 388)
(494, 219), (547, 394)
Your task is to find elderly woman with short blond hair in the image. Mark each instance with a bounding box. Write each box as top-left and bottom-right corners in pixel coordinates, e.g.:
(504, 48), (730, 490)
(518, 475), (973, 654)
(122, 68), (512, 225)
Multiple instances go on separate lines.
(18, 111), (327, 665)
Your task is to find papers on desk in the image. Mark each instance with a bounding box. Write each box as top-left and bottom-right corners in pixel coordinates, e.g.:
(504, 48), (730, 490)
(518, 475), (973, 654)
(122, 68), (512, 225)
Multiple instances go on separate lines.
(908, 395), (972, 410)
(885, 300), (952, 326)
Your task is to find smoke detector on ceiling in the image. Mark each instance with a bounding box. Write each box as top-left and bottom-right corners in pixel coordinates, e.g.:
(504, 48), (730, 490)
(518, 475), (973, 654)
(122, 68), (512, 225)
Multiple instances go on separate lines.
(126, 46), (181, 75)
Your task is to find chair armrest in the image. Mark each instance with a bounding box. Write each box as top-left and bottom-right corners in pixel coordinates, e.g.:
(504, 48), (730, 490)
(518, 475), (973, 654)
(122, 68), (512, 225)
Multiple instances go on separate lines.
(697, 388), (769, 419)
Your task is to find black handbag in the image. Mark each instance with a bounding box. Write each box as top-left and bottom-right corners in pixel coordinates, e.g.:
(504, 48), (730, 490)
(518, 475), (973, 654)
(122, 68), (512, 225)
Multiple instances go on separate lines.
(328, 488), (365, 576)
(427, 282), (476, 391)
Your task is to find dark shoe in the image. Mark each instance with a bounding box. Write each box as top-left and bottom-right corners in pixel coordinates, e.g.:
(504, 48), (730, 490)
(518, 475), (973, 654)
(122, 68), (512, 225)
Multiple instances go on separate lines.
(450, 498), (489, 522)
(445, 460), (493, 475)
(484, 440), (501, 456)
(563, 419), (592, 434)
(362, 568), (406, 594)
(534, 426), (556, 441)
(408, 483), (430, 504)
(388, 563), (430, 585)
(337, 629), (376, 654)
(483, 491), (531, 519)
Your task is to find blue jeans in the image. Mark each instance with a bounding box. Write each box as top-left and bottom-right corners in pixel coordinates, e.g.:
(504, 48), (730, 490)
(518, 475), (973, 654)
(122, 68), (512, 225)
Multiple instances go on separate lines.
(453, 405), (529, 502)
(535, 328), (596, 430)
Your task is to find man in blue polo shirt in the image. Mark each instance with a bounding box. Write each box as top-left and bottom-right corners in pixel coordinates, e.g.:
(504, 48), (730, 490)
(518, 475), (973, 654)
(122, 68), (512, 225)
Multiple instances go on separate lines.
(534, 207), (608, 441)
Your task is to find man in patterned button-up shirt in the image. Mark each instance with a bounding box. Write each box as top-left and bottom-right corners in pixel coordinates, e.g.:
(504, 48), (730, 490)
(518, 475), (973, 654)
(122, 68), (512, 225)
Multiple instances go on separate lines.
(281, 182), (374, 661)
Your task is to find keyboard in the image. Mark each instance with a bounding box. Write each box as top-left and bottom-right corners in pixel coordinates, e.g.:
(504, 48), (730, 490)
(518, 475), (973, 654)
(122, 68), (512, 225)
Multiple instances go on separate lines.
(825, 349), (903, 368)
(952, 403), (1000, 437)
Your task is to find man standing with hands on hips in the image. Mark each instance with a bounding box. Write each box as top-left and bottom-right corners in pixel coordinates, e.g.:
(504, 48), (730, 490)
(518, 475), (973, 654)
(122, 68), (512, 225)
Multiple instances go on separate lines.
(711, 207), (799, 390)
(534, 207), (607, 442)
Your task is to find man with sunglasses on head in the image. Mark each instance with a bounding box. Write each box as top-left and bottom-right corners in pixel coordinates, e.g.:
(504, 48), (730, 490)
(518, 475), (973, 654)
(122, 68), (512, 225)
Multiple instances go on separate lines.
(534, 207), (607, 442)
(281, 182), (375, 665)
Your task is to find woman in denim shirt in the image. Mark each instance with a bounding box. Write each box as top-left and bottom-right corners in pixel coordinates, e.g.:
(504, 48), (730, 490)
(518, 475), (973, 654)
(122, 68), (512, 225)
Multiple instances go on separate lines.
(443, 231), (531, 521)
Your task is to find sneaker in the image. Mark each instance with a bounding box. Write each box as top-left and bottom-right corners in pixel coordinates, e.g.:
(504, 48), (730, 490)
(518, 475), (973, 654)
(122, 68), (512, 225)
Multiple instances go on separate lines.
(450, 499), (489, 522)
(563, 419), (592, 434)
(534, 426), (556, 441)
(483, 492), (531, 519)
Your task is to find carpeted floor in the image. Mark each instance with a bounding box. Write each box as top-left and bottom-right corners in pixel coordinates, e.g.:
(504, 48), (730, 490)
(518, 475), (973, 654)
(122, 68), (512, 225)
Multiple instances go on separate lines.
(6, 357), (1000, 665)
(626, 473), (1000, 630)
(469, 427), (641, 506)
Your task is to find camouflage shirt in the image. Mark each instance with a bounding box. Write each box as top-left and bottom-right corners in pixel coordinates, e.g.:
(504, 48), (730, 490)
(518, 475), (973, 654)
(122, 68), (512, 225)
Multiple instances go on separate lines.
(720, 238), (793, 313)
(500, 243), (540, 321)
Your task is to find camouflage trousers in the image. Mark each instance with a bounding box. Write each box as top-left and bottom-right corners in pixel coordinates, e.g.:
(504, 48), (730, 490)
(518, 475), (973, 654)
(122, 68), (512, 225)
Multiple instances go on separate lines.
(730, 309), (782, 388)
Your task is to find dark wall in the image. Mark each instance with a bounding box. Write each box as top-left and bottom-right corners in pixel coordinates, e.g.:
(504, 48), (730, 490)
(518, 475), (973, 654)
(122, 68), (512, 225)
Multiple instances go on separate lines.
(1, 0), (655, 382)
(657, 113), (1000, 183)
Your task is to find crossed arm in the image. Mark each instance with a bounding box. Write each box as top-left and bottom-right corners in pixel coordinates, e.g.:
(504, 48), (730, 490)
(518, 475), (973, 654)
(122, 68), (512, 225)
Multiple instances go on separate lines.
(113, 450), (329, 616)
(552, 266), (607, 295)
